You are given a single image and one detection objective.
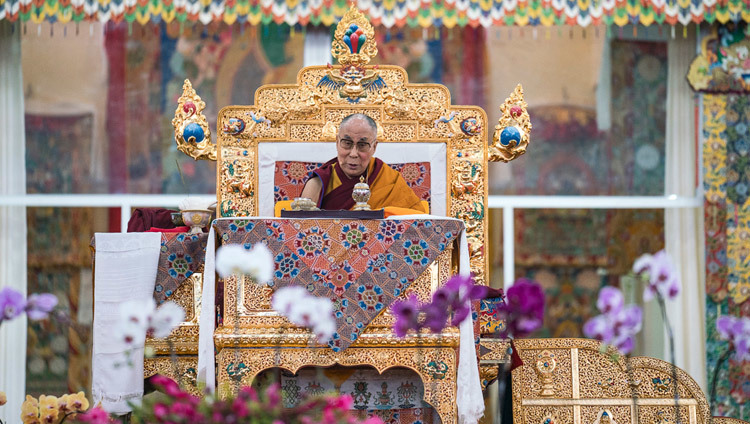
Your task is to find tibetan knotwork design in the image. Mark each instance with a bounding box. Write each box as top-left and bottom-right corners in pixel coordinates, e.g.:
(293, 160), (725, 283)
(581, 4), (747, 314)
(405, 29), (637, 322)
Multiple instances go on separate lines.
(491, 84), (531, 163)
(172, 79), (216, 161)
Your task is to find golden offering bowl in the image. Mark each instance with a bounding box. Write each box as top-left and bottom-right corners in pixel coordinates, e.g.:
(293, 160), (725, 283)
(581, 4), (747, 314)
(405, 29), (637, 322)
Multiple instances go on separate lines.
(181, 209), (212, 234)
(290, 197), (319, 211)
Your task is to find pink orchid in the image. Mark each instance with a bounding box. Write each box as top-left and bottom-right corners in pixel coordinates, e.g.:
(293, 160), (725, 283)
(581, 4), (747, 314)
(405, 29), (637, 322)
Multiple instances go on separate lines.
(633, 250), (681, 302)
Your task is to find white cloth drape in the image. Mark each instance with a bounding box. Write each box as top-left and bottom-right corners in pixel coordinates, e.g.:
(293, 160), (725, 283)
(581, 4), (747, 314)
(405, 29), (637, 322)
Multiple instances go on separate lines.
(664, 34), (706, 392)
(457, 229), (485, 424)
(92, 232), (161, 414)
(0, 21), (28, 424)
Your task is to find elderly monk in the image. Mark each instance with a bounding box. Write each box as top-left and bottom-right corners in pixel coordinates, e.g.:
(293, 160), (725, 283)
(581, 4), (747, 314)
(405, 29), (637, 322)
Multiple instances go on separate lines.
(300, 114), (428, 213)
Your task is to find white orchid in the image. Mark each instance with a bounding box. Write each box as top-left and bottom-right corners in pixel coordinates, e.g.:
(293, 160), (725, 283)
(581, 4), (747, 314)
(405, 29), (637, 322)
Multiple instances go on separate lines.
(245, 243), (274, 284)
(118, 299), (155, 347)
(117, 299), (184, 348)
(216, 243), (274, 284)
(270, 286), (308, 316)
(148, 301), (185, 338)
(271, 286), (336, 343)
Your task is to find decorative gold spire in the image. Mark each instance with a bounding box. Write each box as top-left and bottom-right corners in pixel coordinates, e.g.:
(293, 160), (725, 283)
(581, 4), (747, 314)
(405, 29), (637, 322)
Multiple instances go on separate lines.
(331, 5), (378, 67)
(172, 79), (216, 161)
(489, 84), (531, 163)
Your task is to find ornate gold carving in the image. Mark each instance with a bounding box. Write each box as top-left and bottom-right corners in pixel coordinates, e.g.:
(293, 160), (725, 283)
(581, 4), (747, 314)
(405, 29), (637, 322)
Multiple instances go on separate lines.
(536, 350), (558, 397)
(541, 414), (559, 424)
(452, 161), (482, 198)
(511, 339), (713, 424)
(318, 64), (386, 102)
(331, 5), (378, 67)
(490, 84), (531, 163)
(479, 338), (511, 363)
(216, 347), (456, 423)
(172, 79), (216, 161)
(313, 6), (387, 102)
(321, 121), (337, 140)
(144, 356), (200, 395)
(593, 409), (619, 424)
(480, 365), (500, 390)
(223, 159), (253, 198)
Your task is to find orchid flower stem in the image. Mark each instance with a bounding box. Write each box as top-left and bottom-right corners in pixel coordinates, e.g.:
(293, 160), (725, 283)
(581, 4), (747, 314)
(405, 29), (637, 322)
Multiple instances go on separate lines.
(657, 295), (680, 424)
(709, 347), (731, 420)
(167, 338), (182, 389)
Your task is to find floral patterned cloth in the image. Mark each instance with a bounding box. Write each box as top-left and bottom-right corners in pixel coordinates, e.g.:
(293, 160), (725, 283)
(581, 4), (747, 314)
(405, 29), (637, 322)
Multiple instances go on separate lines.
(274, 161), (432, 206)
(154, 233), (208, 305)
(214, 218), (463, 351)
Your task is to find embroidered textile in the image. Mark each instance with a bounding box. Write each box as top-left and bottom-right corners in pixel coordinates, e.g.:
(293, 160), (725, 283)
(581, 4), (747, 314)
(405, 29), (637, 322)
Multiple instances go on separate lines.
(214, 218), (463, 351)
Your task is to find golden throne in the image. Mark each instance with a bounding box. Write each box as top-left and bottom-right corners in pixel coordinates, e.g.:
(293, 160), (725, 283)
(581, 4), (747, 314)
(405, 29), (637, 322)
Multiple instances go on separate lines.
(165, 5), (530, 422)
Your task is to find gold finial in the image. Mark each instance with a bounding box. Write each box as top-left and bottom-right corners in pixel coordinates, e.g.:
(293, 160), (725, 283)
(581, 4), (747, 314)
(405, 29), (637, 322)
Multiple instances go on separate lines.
(172, 79), (217, 161)
(489, 84), (531, 163)
(331, 5), (378, 67)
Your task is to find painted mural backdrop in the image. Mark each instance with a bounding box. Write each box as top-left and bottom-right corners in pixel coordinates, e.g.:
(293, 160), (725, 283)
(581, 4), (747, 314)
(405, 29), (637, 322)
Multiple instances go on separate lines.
(25, 208), (94, 396)
(105, 22), (304, 195)
(690, 24), (750, 421)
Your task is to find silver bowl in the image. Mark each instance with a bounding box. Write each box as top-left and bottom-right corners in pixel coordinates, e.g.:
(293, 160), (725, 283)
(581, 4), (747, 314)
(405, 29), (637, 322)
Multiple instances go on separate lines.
(181, 209), (212, 234)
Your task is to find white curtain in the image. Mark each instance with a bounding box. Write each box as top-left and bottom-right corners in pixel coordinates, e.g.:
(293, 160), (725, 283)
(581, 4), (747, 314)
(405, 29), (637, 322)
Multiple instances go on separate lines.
(303, 27), (332, 67)
(0, 20), (28, 422)
(664, 33), (706, 392)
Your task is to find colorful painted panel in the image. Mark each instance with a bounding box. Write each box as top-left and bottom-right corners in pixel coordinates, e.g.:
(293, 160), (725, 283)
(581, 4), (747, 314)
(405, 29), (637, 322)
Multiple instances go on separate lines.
(25, 113), (94, 194)
(273, 161), (432, 206)
(215, 218), (463, 351)
(610, 40), (667, 197)
(518, 266), (603, 339)
(27, 208), (94, 267)
(511, 209), (663, 338)
(514, 209), (609, 267)
(269, 366), (438, 423)
(689, 24), (750, 94)
(26, 207), (96, 397)
(26, 269), (91, 397)
(103, 22), (303, 195)
(702, 93), (750, 421)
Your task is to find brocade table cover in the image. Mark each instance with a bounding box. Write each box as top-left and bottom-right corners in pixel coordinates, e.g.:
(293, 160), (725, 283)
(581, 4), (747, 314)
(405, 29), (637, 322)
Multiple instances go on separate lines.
(212, 218), (464, 351)
(154, 232), (208, 304)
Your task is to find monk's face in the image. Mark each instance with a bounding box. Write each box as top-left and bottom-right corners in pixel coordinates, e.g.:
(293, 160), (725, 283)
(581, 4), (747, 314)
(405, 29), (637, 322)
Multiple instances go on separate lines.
(336, 118), (377, 179)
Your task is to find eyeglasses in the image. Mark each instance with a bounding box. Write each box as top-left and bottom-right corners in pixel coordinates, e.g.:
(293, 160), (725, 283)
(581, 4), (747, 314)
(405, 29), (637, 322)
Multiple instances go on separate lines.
(338, 138), (373, 152)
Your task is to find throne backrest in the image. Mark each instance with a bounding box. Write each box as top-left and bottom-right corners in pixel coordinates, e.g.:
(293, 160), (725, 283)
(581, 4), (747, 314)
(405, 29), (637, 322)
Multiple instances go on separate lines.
(273, 160), (433, 207)
(172, 6), (531, 284)
(259, 142), (444, 216)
